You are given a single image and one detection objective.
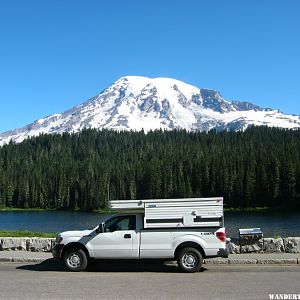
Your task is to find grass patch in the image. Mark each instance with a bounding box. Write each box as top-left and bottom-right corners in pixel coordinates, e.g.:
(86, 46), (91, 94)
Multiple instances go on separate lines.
(224, 207), (271, 212)
(0, 206), (112, 213)
(0, 230), (56, 238)
(0, 207), (52, 212)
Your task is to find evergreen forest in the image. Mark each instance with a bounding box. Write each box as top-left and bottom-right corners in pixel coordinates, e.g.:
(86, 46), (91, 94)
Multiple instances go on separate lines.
(0, 127), (299, 210)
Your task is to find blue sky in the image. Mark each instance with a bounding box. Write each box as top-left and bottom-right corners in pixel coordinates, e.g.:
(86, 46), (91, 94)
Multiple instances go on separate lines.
(0, 0), (299, 132)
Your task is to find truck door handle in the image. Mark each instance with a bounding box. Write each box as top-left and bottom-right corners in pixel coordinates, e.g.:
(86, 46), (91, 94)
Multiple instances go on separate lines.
(124, 234), (131, 239)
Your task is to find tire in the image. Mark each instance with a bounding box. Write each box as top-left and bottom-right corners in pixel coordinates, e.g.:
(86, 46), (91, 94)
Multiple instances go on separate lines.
(177, 247), (203, 273)
(63, 248), (88, 272)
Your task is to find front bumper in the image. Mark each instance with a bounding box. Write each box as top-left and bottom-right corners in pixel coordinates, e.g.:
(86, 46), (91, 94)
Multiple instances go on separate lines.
(52, 244), (64, 260)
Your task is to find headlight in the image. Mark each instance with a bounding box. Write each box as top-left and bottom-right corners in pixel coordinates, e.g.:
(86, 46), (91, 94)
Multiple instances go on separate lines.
(55, 235), (63, 244)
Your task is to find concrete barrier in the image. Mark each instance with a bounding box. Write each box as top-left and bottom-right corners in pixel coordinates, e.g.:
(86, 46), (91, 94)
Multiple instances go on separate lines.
(0, 238), (27, 251)
(227, 237), (300, 254)
(284, 237), (300, 253)
(0, 238), (55, 252)
(0, 237), (300, 254)
(263, 238), (285, 253)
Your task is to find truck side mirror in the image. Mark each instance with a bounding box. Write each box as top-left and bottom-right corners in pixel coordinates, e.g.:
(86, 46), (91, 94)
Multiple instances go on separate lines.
(96, 223), (104, 234)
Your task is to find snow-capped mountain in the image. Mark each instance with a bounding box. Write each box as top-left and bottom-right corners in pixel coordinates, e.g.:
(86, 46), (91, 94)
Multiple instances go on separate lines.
(1, 76), (300, 145)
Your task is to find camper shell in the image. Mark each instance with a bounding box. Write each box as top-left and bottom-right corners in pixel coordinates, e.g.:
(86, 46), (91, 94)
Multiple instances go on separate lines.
(109, 197), (224, 229)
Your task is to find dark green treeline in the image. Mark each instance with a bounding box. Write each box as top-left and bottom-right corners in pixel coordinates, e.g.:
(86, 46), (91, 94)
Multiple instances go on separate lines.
(0, 127), (299, 210)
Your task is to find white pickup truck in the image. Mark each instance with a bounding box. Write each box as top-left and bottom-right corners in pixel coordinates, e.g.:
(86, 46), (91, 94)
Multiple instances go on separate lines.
(52, 198), (228, 273)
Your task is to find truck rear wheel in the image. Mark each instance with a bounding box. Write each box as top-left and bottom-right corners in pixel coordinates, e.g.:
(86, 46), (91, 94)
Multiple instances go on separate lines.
(64, 248), (88, 272)
(177, 247), (203, 273)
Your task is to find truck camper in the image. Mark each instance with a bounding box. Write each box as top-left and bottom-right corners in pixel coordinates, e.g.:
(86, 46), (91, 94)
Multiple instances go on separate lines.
(53, 197), (228, 272)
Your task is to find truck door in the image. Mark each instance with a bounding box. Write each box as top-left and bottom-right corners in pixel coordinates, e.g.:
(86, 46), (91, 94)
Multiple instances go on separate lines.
(91, 215), (139, 258)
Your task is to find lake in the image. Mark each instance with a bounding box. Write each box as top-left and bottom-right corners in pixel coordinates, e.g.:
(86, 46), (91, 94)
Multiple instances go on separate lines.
(0, 210), (299, 238)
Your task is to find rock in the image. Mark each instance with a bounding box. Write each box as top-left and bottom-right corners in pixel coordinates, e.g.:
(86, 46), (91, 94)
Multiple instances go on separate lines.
(257, 259), (298, 265)
(283, 237), (300, 253)
(226, 238), (240, 254)
(239, 236), (264, 253)
(228, 259), (257, 264)
(240, 243), (263, 253)
(11, 257), (45, 263)
(239, 234), (264, 253)
(263, 238), (285, 253)
(0, 237), (55, 252)
(26, 238), (55, 252)
(1, 238), (26, 251)
(51, 239), (56, 249)
(204, 259), (229, 264)
(0, 257), (12, 262)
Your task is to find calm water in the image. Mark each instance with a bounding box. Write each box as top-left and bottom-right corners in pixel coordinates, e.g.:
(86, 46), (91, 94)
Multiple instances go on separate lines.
(0, 211), (299, 238)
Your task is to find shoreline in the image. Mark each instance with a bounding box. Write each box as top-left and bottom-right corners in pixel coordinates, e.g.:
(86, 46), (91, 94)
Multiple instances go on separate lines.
(1, 206), (298, 213)
(0, 230), (56, 238)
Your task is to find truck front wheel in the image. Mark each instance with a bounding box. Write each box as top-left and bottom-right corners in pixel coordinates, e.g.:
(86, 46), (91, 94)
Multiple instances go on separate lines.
(177, 247), (203, 273)
(63, 248), (88, 272)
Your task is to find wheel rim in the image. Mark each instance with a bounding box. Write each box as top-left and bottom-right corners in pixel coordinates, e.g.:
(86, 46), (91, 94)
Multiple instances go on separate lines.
(182, 253), (198, 269)
(67, 252), (82, 268)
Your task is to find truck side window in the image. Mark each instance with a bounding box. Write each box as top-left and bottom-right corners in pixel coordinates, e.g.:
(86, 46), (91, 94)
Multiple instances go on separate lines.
(104, 215), (136, 232)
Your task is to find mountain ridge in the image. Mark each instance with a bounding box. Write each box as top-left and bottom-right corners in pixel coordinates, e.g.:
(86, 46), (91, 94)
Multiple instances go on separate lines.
(1, 75), (300, 145)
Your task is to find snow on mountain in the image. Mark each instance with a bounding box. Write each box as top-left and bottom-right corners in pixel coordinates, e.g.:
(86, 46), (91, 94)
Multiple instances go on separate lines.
(1, 75), (300, 146)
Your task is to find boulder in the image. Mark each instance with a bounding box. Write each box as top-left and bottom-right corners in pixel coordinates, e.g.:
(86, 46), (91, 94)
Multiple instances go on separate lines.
(226, 238), (240, 254)
(0, 237), (55, 252)
(263, 238), (285, 253)
(240, 242), (263, 253)
(283, 237), (300, 253)
(1, 238), (27, 251)
(26, 238), (55, 252)
(239, 234), (264, 253)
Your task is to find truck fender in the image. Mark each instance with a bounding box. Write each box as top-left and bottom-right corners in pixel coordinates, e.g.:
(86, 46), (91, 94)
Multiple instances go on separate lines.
(173, 234), (207, 259)
(62, 237), (93, 259)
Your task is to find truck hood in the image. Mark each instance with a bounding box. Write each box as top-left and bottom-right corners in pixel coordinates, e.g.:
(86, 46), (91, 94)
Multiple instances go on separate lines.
(60, 229), (93, 239)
